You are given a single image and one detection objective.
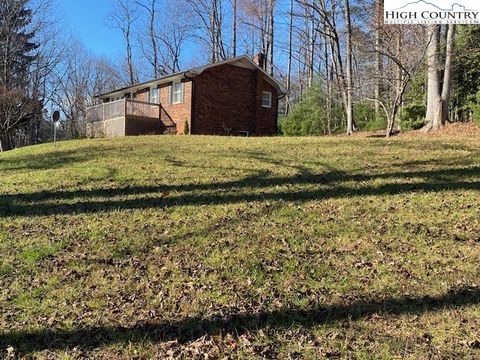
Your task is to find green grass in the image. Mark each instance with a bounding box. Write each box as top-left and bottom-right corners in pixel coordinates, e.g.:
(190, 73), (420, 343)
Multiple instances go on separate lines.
(0, 135), (479, 359)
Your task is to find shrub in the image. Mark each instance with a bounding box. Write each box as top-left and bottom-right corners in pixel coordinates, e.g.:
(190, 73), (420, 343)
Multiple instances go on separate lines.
(184, 120), (189, 135)
(470, 91), (480, 126)
(281, 83), (326, 136)
(354, 102), (386, 131)
(398, 103), (425, 131)
(280, 81), (345, 136)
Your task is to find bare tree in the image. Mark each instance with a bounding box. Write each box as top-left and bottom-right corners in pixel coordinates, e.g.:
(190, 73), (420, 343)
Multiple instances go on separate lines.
(24, 0), (64, 144)
(300, 0), (355, 135)
(134, 0), (189, 77)
(135, 0), (160, 78)
(185, 0), (226, 63)
(363, 25), (427, 136)
(298, 0), (317, 88)
(154, 1), (191, 73)
(241, 0), (276, 72)
(50, 41), (121, 138)
(109, 0), (139, 85)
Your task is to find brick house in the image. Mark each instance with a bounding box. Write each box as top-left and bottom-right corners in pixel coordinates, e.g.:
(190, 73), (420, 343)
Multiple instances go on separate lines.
(86, 55), (286, 137)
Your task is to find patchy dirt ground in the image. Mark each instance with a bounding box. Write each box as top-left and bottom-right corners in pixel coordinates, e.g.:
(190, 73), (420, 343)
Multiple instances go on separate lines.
(351, 122), (480, 139)
(402, 122), (480, 138)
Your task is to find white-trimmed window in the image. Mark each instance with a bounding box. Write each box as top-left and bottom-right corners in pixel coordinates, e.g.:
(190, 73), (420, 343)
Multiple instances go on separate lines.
(262, 91), (272, 108)
(170, 81), (184, 104)
(150, 87), (159, 104)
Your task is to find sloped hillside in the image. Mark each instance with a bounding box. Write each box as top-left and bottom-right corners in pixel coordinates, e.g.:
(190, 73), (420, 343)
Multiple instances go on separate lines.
(0, 135), (479, 358)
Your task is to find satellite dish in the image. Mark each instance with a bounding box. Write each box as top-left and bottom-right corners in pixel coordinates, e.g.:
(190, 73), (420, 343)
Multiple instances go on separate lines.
(52, 110), (60, 122)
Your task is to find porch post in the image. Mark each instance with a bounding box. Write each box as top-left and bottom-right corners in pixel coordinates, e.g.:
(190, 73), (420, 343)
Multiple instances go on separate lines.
(124, 99), (127, 136)
(102, 103), (106, 134)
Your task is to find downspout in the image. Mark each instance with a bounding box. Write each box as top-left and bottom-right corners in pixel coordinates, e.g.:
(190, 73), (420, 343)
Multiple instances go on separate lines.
(277, 92), (286, 135)
(184, 72), (196, 134)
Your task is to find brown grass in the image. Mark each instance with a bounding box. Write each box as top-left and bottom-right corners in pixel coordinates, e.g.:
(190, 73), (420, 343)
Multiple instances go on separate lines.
(0, 134), (479, 358)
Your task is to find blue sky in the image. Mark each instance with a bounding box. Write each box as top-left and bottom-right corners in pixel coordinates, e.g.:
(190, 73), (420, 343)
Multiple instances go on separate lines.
(58, 0), (124, 58)
(56, 0), (292, 73)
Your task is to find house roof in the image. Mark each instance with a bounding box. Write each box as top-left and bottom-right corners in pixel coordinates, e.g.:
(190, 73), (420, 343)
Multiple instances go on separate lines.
(96, 55), (287, 100)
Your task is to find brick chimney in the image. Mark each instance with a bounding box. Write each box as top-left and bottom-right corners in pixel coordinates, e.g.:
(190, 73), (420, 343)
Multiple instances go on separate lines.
(253, 53), (265, 70)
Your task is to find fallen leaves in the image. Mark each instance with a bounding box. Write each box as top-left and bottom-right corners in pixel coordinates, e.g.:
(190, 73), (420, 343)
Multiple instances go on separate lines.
(1, 135), (479, 358)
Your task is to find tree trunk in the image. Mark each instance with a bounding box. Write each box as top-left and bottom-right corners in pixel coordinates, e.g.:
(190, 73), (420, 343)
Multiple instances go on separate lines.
(149, 1), (158, 78)
(307, 0), (315, 87)
(424, 25), (443, 131)
(231, 0), (237, 57)
(124, 15), (135, 85)
(395, 28), (403, 126)
(344, 0), (354, 135)
(441, 24), (455, 123)
(285, 0), (293, 115)
(386, 114), (395, 138)
(268, 0), (275, 76)
(210, 0), (218, 62)
(374, 0), (382, 117)
(324, 25), (332, 134)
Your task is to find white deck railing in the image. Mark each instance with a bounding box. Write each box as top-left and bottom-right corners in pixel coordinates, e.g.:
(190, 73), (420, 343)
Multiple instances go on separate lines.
(86, 99), (126, 123)
(86, 99), (163, 123)
(126, 99), (160, 119)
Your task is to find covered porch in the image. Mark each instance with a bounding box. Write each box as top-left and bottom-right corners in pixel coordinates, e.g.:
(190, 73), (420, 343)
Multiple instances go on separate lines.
(86, 99), (176, 137)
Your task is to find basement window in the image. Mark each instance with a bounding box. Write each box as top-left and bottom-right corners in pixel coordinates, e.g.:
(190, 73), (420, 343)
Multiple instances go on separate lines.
(262, 91), (272, 108)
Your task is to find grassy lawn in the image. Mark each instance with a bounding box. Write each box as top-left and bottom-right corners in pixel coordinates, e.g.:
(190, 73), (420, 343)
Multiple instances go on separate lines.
(0, 134), (479, 359)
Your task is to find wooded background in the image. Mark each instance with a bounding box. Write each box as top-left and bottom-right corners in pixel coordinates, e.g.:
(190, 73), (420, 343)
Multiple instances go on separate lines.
(1, 0), (480, 150)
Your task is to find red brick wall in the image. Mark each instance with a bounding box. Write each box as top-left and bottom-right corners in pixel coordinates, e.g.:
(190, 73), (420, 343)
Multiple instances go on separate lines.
(133, 88), (150, 102)
(254, 76), (278, 136)
(159, 80), (192, 135)
(192, 64), (278, 136)
(132, 82), (192, 135)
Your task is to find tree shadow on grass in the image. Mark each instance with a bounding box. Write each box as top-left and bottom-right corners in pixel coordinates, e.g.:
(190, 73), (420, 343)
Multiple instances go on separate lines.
(1, 286), (478, 353)
(0, 145), (119, 172)
(0, 166), (479, 217)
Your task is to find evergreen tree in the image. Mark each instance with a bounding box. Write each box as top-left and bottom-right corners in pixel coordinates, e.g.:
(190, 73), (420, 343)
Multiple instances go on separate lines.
(0, 0), (39, 150)
(0, 0), (38, 90)
(280, 81), (346, 136)
(451, 25), (480, 122)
